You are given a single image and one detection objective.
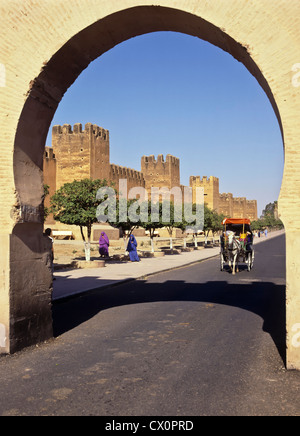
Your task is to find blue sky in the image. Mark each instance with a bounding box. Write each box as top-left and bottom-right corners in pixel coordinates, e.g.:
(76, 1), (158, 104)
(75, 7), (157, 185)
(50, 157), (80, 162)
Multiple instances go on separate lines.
(47, 31), (284, 216)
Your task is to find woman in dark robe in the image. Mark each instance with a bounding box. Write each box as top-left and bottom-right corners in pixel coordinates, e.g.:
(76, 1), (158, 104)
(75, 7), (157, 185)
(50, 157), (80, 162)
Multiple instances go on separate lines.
(126, 234), (140, 262)
(99, 232), (109, 257)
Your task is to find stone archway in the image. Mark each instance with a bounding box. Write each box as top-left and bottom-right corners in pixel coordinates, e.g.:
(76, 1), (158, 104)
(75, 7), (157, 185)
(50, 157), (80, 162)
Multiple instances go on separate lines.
(1, 2), (300, 369)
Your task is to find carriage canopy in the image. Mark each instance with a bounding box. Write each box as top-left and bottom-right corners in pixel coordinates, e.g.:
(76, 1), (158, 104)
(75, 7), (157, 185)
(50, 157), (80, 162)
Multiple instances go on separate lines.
(222, 218), (251, 225)
(222, 218), (252, 235)
(220, 218), (254, 272)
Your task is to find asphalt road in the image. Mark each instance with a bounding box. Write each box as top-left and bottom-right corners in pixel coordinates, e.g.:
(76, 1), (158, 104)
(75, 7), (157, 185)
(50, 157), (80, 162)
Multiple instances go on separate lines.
(0, 234), (300, 416)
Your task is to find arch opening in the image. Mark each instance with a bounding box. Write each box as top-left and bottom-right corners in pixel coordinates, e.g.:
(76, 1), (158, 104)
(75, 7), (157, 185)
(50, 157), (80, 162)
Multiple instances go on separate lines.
(9, 5), (286, 357)
(13, 6), (283, 215)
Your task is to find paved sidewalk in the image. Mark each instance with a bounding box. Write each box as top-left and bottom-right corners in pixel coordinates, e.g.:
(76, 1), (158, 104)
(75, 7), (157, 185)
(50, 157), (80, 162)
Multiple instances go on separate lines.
(52, 230), (284, 301)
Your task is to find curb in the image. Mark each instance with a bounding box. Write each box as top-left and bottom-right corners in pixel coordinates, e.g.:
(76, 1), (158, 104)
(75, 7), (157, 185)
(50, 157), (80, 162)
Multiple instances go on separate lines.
(52, 250), (219, 304)
(52, 231), (285, 304)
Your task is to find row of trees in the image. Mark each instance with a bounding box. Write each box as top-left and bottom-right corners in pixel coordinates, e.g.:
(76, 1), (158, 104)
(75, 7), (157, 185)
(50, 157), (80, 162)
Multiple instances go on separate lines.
(45, 180), (284, 261)
(44, 179), (226, 261)
(251, 201), (284, 231)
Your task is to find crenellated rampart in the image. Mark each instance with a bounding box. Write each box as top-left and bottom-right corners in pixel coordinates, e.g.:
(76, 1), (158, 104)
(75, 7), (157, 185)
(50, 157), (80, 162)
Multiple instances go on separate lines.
(44, 122), (257, 220)
(141, 154), (180, 192)
(110, 163), (145, 193)
(52, 123), (109, 140)
(51, 123), (110, 188)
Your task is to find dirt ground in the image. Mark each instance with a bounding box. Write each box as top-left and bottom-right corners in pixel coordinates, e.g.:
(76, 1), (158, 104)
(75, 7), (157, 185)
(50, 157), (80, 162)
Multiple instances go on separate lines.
(53, 235), (213, 266)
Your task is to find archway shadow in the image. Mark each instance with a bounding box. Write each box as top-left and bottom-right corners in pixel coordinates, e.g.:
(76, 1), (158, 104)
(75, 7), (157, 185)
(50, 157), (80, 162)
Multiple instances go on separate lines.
(52, 277), (286, 366)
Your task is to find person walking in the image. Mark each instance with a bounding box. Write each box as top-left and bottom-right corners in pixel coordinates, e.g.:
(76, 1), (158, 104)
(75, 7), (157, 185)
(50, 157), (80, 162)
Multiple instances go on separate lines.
(127, 234), (140, 262)
(99, 231), (110, 257)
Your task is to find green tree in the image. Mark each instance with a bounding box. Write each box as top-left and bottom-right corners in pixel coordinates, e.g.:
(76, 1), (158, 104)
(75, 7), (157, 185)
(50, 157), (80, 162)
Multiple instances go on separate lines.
(203, 204), (213, 245)
(210, 210), (225, 243)
(259, 200), (284, 230)
(139, 200), (164, 253)
(108, 198), (140, 253)
(50, 178), (112, 261)
(161, 201), (187, 250)
(183, 202), (205, 248)
(202, 205), (224, 245)
(262, 201), (276, 218)
(251, 220), (264, 231)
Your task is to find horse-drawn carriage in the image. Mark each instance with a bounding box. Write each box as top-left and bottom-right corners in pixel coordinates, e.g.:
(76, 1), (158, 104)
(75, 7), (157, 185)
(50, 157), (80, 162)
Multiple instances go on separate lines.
(220, 218), (254, 274)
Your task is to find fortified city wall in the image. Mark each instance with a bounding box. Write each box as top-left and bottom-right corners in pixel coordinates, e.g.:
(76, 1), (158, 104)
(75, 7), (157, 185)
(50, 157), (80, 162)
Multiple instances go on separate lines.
(244, 199), (258, 221)
(189, 176), (220, 211)
(141, 154), (180, 194)
(190, 177), (258, 220)
(219, 193), (234, 217)
(52, 123), (111, 189)
(109, 163), (145, 194)
(44, 123), (258, 223)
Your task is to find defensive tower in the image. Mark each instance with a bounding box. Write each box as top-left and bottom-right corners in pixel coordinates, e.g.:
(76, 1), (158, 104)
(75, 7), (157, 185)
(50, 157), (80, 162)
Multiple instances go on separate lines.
(52, 123), (110, 189)
(141, 154), (180, 195)
(189, 176), (220, 211)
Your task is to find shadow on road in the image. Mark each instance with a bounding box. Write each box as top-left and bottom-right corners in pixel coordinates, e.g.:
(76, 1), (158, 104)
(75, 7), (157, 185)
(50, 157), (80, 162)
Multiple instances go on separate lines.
(52, 277), (286, 366)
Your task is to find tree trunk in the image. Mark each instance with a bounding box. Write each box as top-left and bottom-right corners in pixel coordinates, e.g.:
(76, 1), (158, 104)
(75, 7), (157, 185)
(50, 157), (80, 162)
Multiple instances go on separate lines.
(84, 224), (91, 262)
(80, 225), (90, 261)
(123, 234), (127, 253)
(150, 237), (154, 253)
(80, 225), (86, 242)
(168, 227), (173, 250)
(84, 242), (90, 261)
(150, 229), (155, 253)
(205, 231), (208, 247)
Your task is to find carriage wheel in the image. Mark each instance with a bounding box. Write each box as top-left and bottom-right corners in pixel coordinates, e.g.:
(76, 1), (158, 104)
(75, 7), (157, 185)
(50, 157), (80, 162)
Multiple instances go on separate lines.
(247, 252), (252, 271)
(251, 250), (254, 269)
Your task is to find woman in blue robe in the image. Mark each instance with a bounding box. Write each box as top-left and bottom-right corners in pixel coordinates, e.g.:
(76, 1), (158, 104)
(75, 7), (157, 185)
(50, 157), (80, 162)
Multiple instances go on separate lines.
(127, 234), (140, 262)
(99, 232), (109, 257)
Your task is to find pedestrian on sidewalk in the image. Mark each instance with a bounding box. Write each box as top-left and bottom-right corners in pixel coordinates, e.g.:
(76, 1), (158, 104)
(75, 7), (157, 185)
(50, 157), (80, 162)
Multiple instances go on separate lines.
(127, 234), (140, 262)
(99, 231), (110, 257)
